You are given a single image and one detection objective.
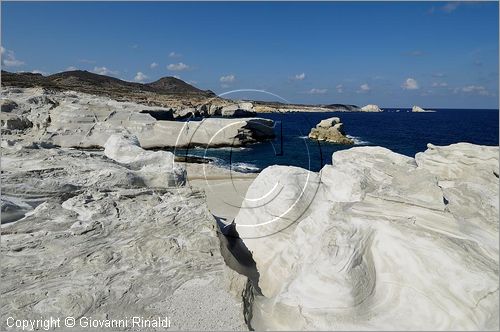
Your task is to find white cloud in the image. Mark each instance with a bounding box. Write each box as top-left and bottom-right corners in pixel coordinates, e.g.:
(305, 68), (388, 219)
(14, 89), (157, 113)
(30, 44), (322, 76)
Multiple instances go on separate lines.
(167, 62), (190, 71)
(66, 66), (78, 71)
(442, 2), (460, 13)
(431, 82), (448, 87)
(173, 75), (181, 79)
(420, 90), (434, 97)
(31, 69), (47, 75)
(221, 84), (230, 89)
(307, 88), (328, 95)
(357, 83), (371, 93)
(292, 72), (306, 81)
(1, 46), (25, 67)
(92, 66), (119, 76)
(429, 2), (460, 14)
(336, 84), (344, 93)
(401, 78), (419, 90)
(188, 80), (198, 85)
(432, 72), (446, 78)
(150, 62), (158, 69)
(169, 51), (181, 58)
(459, 85), (490, 96)
(130, 44), (139, 49)
(134, 72), (148, 83)
(220, 74), (235, 83)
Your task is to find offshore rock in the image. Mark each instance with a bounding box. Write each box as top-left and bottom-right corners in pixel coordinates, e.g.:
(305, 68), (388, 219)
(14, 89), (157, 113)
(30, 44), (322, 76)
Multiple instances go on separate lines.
(412, 105), (436, 112)
(360, 104), (383, 112)
(308, 117), (354, 144)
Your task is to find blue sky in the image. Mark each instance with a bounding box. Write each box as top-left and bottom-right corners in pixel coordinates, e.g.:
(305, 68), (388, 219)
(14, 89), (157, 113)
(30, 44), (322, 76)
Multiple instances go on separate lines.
(2, 1), (498, 108)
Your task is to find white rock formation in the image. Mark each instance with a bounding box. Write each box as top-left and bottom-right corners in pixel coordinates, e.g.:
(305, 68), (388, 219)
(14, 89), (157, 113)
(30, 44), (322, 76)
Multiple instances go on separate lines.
(1, 87), (274, 149)
(412, 105), (436, 112)
(220, 103), (256, 117)
(361, 104), (383, 112)
(235, 143), (499, 330)
(308, 117), (353, 144)
(0, 139), (248, 330)
(104, 134), (186, 187)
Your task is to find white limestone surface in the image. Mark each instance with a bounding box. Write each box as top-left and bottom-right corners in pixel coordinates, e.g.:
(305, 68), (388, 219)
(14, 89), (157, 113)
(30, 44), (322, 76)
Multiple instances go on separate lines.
(235, 143), (499, 330)
(0, 140), (248, 331)
(103, 134), (186, 187)
(1, 87), (274, 149)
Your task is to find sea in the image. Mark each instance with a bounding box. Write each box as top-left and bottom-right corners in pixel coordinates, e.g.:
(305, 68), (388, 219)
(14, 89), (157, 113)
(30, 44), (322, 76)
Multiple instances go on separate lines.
(175, 109), (499, 173)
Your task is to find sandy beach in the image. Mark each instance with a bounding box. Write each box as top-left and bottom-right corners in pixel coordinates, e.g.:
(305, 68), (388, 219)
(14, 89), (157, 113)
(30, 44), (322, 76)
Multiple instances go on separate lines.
(185, 162), (257, 221)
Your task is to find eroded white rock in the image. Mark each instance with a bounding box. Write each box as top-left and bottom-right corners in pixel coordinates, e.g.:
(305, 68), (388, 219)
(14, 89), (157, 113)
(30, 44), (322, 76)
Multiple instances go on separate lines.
(235, 144), (499, 330)
(412, 105), (436, 113)
(0, 140), (248, 330)
(1, 87), (274, 149)
(308, 117), (353, 144)
(360, 104), (383, 112)
(220, 103), (256, 117)
(104, 134), (186, 187)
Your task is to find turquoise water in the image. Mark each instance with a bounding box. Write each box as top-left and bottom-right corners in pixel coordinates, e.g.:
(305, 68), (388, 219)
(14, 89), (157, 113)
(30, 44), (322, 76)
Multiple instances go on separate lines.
(175, 109), (499, 173)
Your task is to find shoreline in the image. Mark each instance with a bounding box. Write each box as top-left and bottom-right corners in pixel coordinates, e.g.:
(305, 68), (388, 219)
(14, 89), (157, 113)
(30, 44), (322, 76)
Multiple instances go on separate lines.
(186, 162), (257, 221)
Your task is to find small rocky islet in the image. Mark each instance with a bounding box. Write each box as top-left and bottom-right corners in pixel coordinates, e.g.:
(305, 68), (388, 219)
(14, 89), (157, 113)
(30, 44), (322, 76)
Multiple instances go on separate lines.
(1, 70), (497, 331)
(308, 117), (354, 144)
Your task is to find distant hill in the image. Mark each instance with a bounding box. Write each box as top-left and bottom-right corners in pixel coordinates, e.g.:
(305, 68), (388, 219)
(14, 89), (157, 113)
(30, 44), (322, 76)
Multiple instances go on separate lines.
(146, 76), (213, 95)
(1, 70), (215, 97)
(1, 71), (55, 88)
(1, 70), (358, 112)
(47, 70), (148, 93)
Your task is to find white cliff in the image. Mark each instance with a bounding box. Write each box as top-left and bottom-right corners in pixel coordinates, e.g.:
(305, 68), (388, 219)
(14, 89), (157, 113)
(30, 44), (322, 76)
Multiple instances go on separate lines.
(235, 143), (499, 330)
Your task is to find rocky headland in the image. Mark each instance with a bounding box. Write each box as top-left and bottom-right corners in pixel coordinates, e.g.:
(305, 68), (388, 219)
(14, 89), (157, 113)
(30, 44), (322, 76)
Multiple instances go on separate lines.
(2, 71), (387, 114)
(1, 87), (275, 149)
(308, 117), (354, 144)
